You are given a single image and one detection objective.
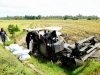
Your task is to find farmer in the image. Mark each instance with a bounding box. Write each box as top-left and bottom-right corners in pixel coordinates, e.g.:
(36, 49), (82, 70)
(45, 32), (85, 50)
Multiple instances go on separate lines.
(0, 28), (7, 47)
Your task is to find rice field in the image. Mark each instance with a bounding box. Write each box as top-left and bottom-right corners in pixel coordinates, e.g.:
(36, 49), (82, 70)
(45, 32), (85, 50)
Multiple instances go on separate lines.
(0, 19), (100, 75)
(1, 19), (100, 42)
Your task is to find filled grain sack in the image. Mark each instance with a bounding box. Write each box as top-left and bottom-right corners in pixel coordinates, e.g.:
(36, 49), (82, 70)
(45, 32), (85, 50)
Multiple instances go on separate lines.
(19, 54), (31, 61)
(13, 49), (30, 56)
(9, 44), (22, 52)
(12, 50), (23, 55)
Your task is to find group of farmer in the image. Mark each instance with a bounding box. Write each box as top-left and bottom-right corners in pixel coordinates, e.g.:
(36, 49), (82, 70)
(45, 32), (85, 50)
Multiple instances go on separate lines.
(0, 28), (7, 47)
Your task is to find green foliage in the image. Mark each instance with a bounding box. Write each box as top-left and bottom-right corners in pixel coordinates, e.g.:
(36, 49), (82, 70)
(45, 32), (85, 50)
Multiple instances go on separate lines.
(8, 24), (20, 43)
(64, 15), (79, 20)
(87, 16), (99, 20)
(5, 39), (13, 46)
(64, 15), (68, 20)
(0, 15), (99, 20)
(8, 24), (20, 37)
(36, 15), (42, 19)
(64, 15), (99, 20)
(72, 17), (78, 20)
(29, 56), (100, 75)
(64, 15), (73, 20)
(24, 15), (41, 20)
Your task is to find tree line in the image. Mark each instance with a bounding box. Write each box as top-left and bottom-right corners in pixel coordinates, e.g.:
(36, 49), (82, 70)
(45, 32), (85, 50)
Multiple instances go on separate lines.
(0, 14), (99, 20)
(64, 14), (99, 20)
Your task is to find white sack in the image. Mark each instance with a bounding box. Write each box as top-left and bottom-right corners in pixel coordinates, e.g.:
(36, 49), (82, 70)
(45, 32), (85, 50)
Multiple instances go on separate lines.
(19, 54), (31, 61)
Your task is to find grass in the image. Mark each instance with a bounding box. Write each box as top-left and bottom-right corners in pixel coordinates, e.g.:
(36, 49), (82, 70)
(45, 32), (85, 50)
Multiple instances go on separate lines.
(72, 60), (100, 75)
(0, 45), (39, 75)
(29, 57), (67, 75)
(0, 19), (100, 75)
(29, 56), (100, 75)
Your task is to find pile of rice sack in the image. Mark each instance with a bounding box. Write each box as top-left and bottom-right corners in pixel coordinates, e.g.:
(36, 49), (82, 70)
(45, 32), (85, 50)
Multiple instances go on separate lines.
(5, 44), (31, 61)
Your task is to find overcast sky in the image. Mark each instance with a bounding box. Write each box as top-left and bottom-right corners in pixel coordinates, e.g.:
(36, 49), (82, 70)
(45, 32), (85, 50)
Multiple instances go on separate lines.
(0, 0), (100, 17)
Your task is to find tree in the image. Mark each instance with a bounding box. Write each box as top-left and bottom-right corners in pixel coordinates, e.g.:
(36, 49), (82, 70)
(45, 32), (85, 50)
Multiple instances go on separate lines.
(87, 16), (99, 20)
(8, 24), (20, 43)
(36, 15), (42, 19)
(76, 14), (83, 19)
(72, 17), (78, 20)
(64, 15), (69, 20)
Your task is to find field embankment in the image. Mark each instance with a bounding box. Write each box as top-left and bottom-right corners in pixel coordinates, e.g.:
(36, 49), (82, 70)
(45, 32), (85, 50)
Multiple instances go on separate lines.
(0, 45), (39, 75)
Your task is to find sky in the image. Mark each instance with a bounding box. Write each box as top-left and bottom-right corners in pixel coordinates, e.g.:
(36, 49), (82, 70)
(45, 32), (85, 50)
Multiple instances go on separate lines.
(0, 0), (100, 17)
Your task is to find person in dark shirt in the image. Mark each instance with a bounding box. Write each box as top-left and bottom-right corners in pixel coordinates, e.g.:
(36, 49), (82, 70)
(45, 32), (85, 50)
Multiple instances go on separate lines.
(0, 28), (7, 47)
